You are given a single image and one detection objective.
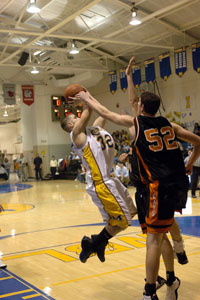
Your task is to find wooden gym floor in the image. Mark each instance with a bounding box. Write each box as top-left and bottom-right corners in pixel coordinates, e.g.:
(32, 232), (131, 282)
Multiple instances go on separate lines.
(0, 179), (200, 300)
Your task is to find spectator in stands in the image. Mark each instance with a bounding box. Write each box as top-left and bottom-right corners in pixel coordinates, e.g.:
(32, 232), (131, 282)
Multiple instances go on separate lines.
(33, 154), (42, 180)
(114, 144), (124, 164)
(193, 122), (200, 136)
(2, 158), (11, 180)
(67, 151), (81, 173)
(115, 161), (130, 187)
(18, 154), (28, 182)
(0, 162), (8, 181)
(122, 141), (130, 154)
(191, 156), (200, 198)
(75, 163), (86, 183)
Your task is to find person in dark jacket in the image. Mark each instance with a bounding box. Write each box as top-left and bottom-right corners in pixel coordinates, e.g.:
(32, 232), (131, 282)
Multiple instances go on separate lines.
(33, 154), (42, 180)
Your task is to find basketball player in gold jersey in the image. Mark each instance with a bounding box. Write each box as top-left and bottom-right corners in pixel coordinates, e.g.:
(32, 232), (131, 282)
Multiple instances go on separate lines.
(61, 104), (137, 264)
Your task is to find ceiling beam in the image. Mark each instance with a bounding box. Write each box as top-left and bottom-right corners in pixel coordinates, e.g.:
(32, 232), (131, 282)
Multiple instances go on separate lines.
(115, 15), (200, 59)
(180, 18), (200, 31)
(104, 0), (194, 39)
(0, 15), (44, 32)
(138, 4), (199, 41)
(0, 0), (15, 13)
(1, 62), (108, 72)
(71, 0), (197, 60)
(0, 4), (28, 59)
(0, 28), (175, 49)
(0, 0), (102, 65)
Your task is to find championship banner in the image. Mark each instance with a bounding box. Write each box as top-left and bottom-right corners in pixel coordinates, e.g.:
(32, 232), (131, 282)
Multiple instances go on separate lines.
(192, 43), (200, 73)
(109, 70), (117, 94)
(144, 58), (155, 84)
(174, 47), (187, 77)
(132, 64), (141, 88)
(3, 84), (16, 105)
(22, 85), (34, 106)
(119, 69), (127, 92)
(159, 53), (171, 80)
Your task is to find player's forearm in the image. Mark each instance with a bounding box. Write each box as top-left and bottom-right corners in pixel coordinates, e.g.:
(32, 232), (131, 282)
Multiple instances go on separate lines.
(84, 95), (114, 122)
(127, 76), (138, 116)
(81, 105), (92, 126)
(80, 93), (133, 127)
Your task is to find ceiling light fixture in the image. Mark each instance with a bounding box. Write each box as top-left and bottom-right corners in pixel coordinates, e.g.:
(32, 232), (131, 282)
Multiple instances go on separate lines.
(26, 0), (40, 14)
(31, 66), (39, 74)
(129, 2), (142, 26)
(3, 110), (8, 117)
(69, 41), (79, 55)
(34, 50), (42, 56)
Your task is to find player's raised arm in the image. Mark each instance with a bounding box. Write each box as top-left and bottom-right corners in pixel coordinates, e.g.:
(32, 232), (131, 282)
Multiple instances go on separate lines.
(75, 91), (133, 128)
(61, 103), (92, 149)
(126, 56), (139, 116)
(72, 104), (92, 146)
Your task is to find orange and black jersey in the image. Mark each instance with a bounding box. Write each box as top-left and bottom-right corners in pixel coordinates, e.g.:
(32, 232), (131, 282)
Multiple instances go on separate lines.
(134, 115), (186, 182)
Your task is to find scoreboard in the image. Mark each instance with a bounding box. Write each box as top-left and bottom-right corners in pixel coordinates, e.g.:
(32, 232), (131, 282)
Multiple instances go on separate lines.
(51, 96), (82, 121)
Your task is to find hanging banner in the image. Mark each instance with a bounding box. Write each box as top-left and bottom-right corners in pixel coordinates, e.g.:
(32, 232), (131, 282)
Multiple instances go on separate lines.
(119, 69), (127, 92)
(144, 58), (155, 84)
(22, 85), (34, 106)
(159, 53), (171, 80)
(109, 70), (117, 94)
(192, 43), (200, 73)
(3, 84), (16, 105)
(174, 47), (187, 77)
(132, 64), (141, 88)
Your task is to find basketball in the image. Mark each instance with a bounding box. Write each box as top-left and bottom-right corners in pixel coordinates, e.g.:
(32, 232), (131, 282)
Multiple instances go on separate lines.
(64, 84), (86, 101)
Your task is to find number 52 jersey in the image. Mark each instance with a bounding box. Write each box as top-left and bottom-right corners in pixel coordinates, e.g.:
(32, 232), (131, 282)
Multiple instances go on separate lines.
(134, 115), (186, 182)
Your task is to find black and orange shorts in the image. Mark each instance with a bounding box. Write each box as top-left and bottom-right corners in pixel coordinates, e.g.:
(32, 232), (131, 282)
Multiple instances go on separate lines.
(145, 177), (188, 233)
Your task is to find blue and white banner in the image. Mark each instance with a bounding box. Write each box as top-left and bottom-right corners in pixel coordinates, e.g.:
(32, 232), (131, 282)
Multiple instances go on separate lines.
(174, 47), (187, 77)
(159, 53), (171, 80)
(144, 58), (155, 84)
(120, 69), (127, 92)
(109, 70), (117, 94)
(192, 43), (200, 73)
(3, 83), (16, 105)
(132, 64), (141, 88)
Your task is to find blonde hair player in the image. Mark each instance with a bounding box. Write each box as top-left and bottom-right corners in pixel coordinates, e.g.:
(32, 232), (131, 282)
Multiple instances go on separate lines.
(61, 103), (137, 263)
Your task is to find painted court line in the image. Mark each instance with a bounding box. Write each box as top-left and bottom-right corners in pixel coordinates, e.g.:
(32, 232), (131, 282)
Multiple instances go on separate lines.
(0, 269), (55, 300)
(41, 250), (200, 288)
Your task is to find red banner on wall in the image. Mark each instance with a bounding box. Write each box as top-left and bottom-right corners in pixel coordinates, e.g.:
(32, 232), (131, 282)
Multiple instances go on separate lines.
(22, 85), (34, 106)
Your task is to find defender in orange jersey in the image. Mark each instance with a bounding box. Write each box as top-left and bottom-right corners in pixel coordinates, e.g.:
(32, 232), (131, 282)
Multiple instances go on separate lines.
(71, 58), (200, 300)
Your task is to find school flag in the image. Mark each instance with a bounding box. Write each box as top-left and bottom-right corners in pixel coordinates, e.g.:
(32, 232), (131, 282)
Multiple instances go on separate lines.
(192, 43), (200, 73)
(159, 53), (171, 80)
(109, 70), (117, 94)
(3, 84), (16, 105)
(132, 64), (141, 87)
(22, 85), (34, 106)
(119, 69), (127, 92)
(144, 58), (155, 84)
(174, 47), (187, 77)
